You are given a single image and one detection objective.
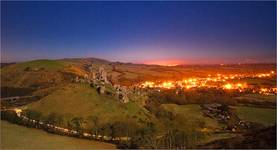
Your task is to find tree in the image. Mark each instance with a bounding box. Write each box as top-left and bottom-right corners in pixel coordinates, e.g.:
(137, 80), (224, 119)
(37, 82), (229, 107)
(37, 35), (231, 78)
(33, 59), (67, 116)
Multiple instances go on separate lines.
(87, 115), (99, 138)
(70, 117), (84, 133)
(126, 122), (158, 149)
(112, 121), (126, 138)
(1, 110), (21, 124)
(25, 109), (42, 121)
(45, 112), (64, 126)
(101, 123), (115, 140)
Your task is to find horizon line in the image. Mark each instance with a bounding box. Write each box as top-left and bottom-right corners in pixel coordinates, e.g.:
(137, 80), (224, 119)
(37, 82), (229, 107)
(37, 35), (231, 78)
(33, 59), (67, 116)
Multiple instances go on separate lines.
(1, 57), (276, 66)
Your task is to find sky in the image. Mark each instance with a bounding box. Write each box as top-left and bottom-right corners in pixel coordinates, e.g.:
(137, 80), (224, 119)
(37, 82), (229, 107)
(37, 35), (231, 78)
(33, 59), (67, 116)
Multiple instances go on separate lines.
(1, 1), (276, 64)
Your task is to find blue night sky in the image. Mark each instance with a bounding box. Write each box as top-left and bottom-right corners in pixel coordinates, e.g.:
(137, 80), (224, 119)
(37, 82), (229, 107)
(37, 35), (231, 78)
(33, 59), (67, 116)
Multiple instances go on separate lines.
(1, 1), (276, 64)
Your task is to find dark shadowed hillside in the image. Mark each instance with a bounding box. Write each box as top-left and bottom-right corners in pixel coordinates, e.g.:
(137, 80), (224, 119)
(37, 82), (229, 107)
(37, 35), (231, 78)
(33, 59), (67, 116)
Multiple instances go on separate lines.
(199, 125), (276, 149)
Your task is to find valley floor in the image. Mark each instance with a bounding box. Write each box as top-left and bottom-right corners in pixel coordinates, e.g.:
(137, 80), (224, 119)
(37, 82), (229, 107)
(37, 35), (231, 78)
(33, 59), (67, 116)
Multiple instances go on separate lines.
(0, 120), (116, 149)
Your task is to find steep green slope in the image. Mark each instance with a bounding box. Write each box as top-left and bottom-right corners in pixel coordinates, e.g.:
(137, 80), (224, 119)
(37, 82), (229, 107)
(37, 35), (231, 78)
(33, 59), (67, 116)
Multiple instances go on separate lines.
(26, 83), (159, 129)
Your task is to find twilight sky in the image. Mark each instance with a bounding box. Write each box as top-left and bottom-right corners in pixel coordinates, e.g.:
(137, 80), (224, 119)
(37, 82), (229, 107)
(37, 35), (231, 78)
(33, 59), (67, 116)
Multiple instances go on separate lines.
(1, 1), (276, 64)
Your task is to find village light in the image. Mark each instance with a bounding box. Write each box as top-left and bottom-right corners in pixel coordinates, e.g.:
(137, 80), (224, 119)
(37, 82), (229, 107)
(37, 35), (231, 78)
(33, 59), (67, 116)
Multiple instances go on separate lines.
(138, 71), (276, 95)
(237, 83), (242, 87)
(161, 81), (174, 89)
(223, 83), (232, 89)
(186, 85), (192, 89)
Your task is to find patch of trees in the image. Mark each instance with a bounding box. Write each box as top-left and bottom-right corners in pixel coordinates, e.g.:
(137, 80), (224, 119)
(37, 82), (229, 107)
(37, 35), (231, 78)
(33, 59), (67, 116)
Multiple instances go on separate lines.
(158, 129), (206, 149)
(147, 88), (240, 106)
(148, 88), (186, 105)
(117, 122), (157, 149)
(1, 110), (22, 124)
(1, 109), (208, 149)
(24, 67), (44, 71)
(198, 125), (276, 149)
(68, 117), (84, 133)
(25, 109), (43, 121)
(144, 103), (209, 149)
(1, 86), (34, 98)
(158, 111), (207, 149)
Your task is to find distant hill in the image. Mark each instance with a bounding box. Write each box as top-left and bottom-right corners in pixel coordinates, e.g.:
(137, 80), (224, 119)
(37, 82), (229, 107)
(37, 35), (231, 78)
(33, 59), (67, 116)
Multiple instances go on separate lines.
(1, 57), (275, 98)
(0, 62), (15, 68)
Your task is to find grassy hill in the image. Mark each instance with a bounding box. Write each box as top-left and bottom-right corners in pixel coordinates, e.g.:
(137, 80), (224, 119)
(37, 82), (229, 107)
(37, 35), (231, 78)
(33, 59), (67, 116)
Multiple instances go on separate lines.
(26, 83), (160, 130)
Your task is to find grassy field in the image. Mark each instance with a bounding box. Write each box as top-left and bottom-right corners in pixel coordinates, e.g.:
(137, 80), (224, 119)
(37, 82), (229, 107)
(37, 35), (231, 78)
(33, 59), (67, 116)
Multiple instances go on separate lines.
(1, 121), (115, 149)
(160, 104), (221, 130)
(236, 94), (276, 103)
(27, 83), (158, 129)
(234, 106), (276, 126)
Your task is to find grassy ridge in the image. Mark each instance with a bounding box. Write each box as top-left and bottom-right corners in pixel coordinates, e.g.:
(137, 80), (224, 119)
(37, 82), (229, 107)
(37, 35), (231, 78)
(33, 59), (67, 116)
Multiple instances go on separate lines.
(1, 59), (66, 73)
(1, 60), (67, 88)
(18, 59), (66, 70)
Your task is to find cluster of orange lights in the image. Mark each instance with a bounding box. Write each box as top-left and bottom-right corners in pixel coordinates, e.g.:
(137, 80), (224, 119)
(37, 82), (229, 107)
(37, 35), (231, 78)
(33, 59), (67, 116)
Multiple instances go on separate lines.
(138, 71), (276, 95)
(257, 88), (277, 95)
(222, 83), (247, 90)
(141, 81), (175, 89)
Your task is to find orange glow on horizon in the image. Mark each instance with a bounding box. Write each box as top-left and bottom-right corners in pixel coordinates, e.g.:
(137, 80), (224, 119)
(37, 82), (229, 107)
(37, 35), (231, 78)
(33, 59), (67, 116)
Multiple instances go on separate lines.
(144, 60), (183, 66)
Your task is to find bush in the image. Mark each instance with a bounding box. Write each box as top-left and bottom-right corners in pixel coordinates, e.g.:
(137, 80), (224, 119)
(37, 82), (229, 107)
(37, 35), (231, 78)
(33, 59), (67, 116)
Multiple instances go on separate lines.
(1, 110), (22, 124)
(24, 109), (42, 121)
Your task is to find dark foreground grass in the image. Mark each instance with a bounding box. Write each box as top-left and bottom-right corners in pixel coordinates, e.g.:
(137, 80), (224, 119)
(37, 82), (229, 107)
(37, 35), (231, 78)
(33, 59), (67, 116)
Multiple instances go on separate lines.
(1, 120), (115, 149)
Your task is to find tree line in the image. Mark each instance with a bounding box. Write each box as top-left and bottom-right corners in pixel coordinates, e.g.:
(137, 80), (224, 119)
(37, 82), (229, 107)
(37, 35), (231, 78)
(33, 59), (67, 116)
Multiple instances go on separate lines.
(1, 108), (207, 149)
